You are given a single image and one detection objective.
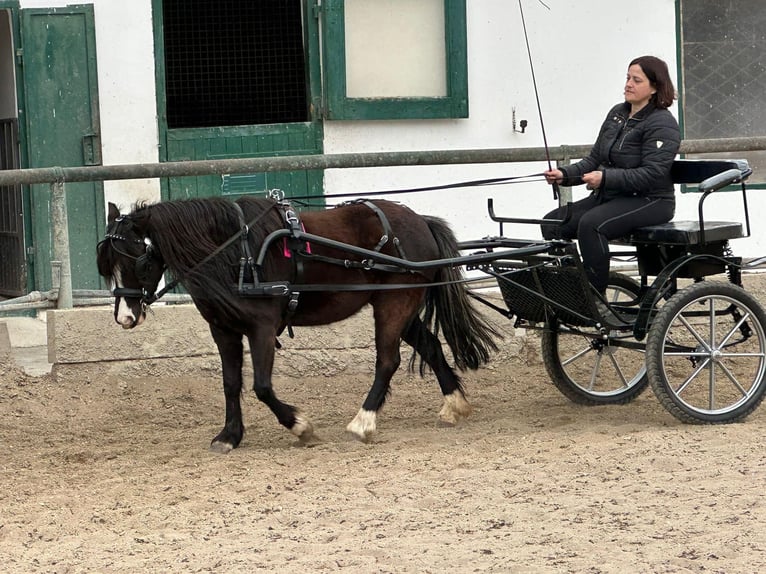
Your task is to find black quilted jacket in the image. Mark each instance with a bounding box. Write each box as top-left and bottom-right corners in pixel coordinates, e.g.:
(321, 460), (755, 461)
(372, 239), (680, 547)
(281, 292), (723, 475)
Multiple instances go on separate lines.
(560, 102), (681, 200)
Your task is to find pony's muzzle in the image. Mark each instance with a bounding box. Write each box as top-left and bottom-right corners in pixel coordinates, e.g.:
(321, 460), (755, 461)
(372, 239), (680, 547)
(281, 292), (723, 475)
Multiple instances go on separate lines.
(116, 298), (146, 329)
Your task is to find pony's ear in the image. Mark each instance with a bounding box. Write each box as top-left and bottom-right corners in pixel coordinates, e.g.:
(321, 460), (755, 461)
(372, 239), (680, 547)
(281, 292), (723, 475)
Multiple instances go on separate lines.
(107, 202), (121, 223)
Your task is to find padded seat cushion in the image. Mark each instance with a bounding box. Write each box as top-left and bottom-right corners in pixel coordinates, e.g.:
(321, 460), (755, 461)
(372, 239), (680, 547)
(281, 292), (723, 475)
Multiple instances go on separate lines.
(624, 220), (743, 245)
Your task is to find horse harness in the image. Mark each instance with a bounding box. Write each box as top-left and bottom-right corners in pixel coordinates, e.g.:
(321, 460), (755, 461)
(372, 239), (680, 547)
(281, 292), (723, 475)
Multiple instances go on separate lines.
(101, 218), (165, 308)
(103, 198), (424, 333)
(238, 198), (415, 336)
(281, 199), (410, 273)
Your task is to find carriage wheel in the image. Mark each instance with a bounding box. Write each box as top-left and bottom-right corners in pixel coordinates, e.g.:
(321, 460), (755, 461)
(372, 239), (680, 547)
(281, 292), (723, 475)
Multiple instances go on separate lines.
(541, 273), (649, 404)
(646, 281), (766, 424)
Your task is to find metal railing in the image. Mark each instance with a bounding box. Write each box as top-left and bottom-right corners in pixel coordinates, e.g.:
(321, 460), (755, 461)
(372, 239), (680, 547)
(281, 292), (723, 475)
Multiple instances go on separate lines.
(1, 136), (765, 313)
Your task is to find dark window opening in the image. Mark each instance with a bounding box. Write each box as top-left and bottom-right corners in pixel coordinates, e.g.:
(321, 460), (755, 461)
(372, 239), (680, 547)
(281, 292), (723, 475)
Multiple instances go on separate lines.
(162, 0), (308, 129)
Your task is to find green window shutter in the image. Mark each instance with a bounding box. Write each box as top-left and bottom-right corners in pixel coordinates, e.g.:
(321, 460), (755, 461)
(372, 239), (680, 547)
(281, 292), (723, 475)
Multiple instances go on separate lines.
(322, 0), (468, 120)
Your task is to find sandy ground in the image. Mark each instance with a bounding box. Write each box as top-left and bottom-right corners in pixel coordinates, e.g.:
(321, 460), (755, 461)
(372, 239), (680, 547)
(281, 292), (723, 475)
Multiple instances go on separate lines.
(4, 274), (766, 572)
(3, 342), (766, 573)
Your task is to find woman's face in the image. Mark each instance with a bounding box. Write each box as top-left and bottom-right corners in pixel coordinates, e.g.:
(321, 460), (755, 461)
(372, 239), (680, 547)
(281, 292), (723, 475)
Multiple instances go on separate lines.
(624, 64), (656, 110)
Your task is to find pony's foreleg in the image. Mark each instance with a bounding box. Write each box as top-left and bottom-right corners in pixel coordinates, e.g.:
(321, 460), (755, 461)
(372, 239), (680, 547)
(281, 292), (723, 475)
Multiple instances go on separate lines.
(403, 318), (473, 425)
(248, 329), (315, 444)
(347, 359), (399, 442)
(210, 327), (246, 454)
(346, 334), (401, 443)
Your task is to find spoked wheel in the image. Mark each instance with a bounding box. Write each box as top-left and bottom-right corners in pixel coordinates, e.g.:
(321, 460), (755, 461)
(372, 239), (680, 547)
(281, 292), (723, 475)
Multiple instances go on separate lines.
(646, 281), (766, 423)
(541, 272), (649, 404)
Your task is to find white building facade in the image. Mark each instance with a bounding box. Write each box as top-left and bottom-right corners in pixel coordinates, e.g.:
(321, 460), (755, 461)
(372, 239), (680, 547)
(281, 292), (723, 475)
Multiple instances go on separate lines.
(0, 0), (763, 294)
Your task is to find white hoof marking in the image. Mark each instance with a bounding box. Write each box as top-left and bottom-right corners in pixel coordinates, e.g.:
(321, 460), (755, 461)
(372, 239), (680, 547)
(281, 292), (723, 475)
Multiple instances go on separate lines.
(346, 409), (377, 442)
(439, 392), (473, 425)
(291, 414), (314, 443)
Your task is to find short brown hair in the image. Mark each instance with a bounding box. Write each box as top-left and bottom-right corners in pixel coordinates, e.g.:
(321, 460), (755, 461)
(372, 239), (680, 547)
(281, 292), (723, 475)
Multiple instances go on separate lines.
(630, 55), (676, 109)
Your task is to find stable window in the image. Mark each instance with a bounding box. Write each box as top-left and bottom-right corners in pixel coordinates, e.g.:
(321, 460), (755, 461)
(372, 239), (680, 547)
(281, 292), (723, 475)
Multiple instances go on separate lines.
(679, 0), (765, 182)
(162, 0), (309, 128)
(322, 0), (468, 120)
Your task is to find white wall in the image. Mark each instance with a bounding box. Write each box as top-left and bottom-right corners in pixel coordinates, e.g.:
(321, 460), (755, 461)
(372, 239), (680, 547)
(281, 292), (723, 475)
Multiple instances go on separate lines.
(91, 0), (160, 209)
(325, 0), (681, 242)
(322, 0), (766, 258)
(17, 0), (766, 257)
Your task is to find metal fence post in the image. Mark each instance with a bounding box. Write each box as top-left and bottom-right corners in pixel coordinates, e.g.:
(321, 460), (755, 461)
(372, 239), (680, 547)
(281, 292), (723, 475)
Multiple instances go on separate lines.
(50, 179), (73, 309)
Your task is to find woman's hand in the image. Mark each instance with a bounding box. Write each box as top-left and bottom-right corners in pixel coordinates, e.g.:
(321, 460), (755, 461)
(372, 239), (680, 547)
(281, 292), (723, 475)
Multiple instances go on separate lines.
(583, 170), (603, 190)
(544, 169), (563, 185)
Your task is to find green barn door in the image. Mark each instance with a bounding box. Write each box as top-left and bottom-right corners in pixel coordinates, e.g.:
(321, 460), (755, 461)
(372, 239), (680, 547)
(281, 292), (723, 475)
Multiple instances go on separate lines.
(21, 6), (103, 291)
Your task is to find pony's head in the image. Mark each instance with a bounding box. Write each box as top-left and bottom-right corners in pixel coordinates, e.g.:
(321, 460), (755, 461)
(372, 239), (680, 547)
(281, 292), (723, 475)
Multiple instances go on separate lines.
(96, 202), (166, 329)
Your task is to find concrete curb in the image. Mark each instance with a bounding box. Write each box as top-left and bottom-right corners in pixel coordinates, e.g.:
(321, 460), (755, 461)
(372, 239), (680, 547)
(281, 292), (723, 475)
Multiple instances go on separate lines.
(45, 295), (533, 382)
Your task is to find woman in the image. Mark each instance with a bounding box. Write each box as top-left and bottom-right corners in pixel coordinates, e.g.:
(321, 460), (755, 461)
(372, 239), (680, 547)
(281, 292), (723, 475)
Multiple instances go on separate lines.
(541, 55), (681, 303)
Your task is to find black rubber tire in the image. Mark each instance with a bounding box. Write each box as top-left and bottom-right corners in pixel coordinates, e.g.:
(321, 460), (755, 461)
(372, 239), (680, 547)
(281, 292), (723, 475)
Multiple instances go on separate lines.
(646, 281), (766, 424)
(541, 272), (649, 404)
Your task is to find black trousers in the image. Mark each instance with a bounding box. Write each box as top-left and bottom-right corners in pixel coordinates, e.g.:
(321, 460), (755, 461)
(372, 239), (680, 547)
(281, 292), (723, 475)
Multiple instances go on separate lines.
(541, 193), (675, 293)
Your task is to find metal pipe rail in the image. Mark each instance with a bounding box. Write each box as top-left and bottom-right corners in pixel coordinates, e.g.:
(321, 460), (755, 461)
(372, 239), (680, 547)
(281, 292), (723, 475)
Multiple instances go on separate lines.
(0, 137), (764, 186)
(1, 136), (764, 311)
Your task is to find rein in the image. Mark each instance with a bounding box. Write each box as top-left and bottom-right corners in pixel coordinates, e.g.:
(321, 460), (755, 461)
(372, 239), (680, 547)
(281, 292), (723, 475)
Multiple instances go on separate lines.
(108, 176), (545, 306)
(284, 172), (547, 203)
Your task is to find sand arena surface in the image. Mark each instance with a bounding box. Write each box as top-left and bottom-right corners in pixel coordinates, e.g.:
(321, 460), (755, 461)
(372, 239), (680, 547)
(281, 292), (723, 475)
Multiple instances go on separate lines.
(2, 362), (766, 572)
(3, 275), (766, 572)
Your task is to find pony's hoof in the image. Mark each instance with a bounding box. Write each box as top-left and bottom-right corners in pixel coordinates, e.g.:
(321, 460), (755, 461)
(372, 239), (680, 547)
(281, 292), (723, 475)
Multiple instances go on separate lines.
(346, 428), (374, 443)
(346, 409), (377, 443)
(438, 392), (473, 425)
(209, 440), (234, 454)
(291, 415), (315, 443)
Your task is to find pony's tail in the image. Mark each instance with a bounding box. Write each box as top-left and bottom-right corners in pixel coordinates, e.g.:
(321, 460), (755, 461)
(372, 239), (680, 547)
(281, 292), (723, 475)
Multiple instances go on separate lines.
(421, 216), (499, 371)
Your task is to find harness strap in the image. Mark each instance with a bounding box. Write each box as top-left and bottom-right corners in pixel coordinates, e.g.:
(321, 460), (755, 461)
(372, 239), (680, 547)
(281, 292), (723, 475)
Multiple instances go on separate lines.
(273, 202), (310, 338)
(352, 199), (409, 260)
(238, 273), (486, 297)
(281, 204), (307, 283)
(295, 250), (410, 274)
(233, 202), (257, 292)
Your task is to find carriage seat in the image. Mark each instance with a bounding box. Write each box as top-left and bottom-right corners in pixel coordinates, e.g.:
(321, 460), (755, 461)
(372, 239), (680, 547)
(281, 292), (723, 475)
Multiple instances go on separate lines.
(626, 220), (743, 245)
(620, 159), (752, 246)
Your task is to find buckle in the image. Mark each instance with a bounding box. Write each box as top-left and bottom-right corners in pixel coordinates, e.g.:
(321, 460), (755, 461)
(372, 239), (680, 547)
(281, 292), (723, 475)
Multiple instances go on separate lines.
(285, 209), (299, 224)
(263, 283), (291, 296)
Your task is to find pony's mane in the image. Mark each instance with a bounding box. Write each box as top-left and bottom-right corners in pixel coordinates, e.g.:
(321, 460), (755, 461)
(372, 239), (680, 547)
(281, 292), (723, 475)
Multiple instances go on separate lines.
(130, 197), (278, 271)
(124, 197), (284, 320)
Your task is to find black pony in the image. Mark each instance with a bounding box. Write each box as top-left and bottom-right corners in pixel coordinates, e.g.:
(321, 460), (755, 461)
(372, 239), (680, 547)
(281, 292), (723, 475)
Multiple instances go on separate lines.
(96, 196), (498, 452)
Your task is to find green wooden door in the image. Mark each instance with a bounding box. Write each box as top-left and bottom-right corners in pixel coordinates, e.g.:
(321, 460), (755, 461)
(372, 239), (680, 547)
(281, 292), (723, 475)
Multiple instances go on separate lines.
(21, 6), (103, 291)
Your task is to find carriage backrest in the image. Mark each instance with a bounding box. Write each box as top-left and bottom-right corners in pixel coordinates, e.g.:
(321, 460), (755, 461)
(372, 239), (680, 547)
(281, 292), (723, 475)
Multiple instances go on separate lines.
(671, 159), (752, 191)
(615, 158), (753, 253)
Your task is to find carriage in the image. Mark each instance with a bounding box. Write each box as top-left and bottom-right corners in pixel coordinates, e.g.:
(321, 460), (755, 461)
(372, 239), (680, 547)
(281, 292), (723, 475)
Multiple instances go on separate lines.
(466, 158), (764, 424)
(97, 157), (766, 451)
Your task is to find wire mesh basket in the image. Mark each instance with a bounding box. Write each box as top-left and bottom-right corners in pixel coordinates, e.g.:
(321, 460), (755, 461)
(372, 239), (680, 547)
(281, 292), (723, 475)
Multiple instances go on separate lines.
(492, 263), (595, 326)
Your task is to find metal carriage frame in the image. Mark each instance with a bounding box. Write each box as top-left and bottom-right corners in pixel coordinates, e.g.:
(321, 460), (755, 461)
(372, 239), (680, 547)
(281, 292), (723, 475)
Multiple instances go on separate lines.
(467, 158), (766, 424)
